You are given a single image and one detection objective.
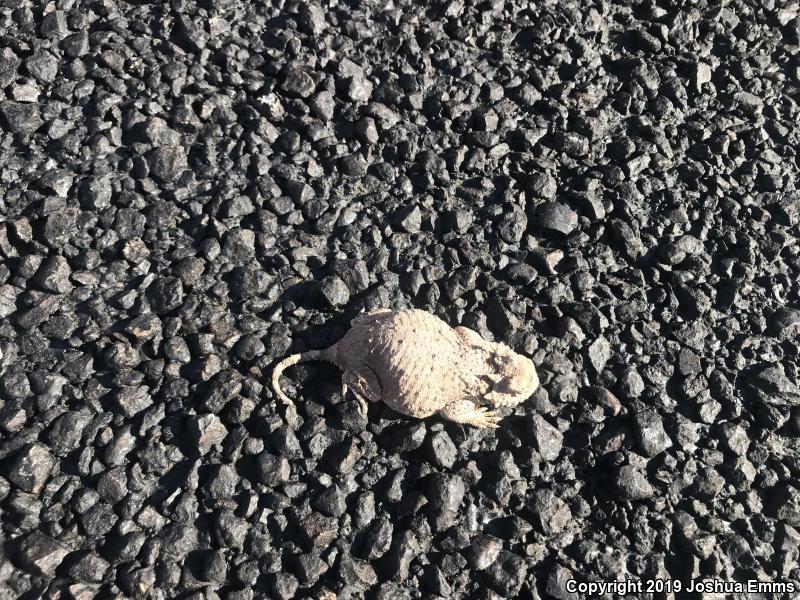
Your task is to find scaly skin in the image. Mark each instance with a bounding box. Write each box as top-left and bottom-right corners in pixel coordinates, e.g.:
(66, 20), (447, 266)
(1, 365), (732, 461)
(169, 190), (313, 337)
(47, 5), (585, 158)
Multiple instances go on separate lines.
(271, 308), (539, 428)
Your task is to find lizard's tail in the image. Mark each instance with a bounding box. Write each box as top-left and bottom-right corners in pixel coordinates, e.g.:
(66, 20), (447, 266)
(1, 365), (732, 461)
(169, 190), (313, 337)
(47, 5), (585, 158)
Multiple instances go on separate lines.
(271, 349), (333, 405)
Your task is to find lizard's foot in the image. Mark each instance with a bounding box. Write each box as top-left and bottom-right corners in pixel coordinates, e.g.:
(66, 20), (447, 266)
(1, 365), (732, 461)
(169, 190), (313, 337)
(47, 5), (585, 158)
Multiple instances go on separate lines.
(341, 380), (368, 415)
(355, 394), (369, 416)
(343, 369), (382, 404)
(467, 407), (501, 429)
(439, 400), (501, 429)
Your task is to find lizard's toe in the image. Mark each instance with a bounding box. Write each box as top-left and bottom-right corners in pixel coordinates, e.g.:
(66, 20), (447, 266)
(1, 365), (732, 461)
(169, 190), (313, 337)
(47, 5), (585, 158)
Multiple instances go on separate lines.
(472, 407), (500, 429)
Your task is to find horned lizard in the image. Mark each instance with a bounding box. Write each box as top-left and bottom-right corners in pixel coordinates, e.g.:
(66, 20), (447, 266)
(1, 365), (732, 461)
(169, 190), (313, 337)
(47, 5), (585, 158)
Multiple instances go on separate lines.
(271, 308), (539, 428)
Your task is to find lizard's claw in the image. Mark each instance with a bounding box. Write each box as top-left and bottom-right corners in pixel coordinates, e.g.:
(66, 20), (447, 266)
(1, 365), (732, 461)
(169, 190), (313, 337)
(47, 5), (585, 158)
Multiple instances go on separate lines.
(470, 407), (501, 429)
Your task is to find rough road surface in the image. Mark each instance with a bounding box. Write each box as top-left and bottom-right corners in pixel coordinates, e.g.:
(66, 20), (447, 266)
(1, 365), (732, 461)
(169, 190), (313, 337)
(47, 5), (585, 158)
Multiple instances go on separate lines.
(1, 1), (800, 599)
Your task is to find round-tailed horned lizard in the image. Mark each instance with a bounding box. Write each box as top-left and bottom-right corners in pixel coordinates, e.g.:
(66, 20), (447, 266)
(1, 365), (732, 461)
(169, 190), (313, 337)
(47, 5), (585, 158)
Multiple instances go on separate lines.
(272, 308), (539, 428)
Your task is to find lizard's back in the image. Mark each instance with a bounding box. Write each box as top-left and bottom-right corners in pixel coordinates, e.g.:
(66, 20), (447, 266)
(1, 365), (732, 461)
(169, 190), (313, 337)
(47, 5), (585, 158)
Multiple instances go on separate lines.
(333, 309), (472, 417)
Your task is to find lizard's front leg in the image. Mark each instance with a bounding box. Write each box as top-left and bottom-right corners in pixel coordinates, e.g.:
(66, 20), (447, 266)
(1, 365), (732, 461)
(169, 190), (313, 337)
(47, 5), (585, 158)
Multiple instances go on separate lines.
(439, 399), (500, 429)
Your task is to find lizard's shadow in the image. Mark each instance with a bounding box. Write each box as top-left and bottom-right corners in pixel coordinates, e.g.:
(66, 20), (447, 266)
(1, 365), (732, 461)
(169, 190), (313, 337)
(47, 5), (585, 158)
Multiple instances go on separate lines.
(274, 282), (388, 349)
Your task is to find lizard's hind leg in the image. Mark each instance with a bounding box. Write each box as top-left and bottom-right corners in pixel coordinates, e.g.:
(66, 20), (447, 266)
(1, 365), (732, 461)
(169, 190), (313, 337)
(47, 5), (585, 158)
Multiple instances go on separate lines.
(342, 367), (382, 416)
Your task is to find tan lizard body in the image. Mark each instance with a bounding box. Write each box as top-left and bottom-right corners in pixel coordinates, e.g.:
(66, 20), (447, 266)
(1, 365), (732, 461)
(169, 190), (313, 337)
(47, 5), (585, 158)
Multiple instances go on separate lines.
(271, 309), (538, 428)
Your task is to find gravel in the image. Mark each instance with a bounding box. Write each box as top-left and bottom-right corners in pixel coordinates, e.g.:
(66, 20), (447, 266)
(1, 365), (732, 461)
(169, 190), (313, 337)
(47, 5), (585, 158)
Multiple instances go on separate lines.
(1, 0), (799, 598)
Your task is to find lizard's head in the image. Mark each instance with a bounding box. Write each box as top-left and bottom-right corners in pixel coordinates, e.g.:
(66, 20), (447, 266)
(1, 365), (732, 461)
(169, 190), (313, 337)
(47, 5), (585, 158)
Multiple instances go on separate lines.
(482, 343), (539, 407)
